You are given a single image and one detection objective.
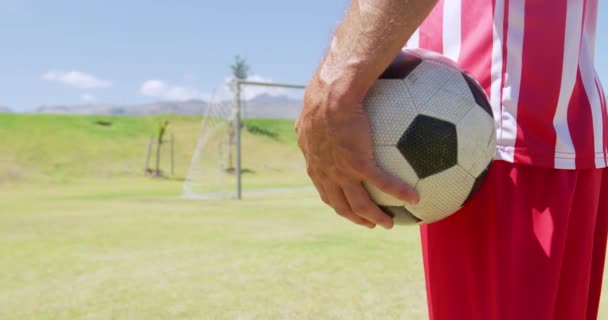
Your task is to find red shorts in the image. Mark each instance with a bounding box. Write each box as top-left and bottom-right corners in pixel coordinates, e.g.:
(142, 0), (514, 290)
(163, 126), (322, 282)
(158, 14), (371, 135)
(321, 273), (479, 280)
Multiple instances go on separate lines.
(421, 160), (608, 320)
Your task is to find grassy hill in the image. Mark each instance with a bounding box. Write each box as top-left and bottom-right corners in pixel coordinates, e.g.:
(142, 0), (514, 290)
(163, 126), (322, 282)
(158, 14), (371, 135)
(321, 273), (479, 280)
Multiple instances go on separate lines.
(0, 113), (305, 187)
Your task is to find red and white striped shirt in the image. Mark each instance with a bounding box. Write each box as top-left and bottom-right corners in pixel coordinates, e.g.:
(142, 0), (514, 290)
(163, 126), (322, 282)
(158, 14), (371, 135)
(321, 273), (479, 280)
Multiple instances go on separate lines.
(405, 0), (607, 169)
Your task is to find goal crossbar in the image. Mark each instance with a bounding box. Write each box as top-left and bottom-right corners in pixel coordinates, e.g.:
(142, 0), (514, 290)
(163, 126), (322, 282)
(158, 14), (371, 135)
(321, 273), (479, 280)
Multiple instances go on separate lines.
(235, 80), (306, 90)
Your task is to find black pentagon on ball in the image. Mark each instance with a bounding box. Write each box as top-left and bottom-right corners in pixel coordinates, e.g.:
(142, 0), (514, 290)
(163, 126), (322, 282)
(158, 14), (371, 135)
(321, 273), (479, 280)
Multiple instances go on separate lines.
(397, 115), (458, 179)
(379, 51), (423, 80)
(462, 72), (493, 117)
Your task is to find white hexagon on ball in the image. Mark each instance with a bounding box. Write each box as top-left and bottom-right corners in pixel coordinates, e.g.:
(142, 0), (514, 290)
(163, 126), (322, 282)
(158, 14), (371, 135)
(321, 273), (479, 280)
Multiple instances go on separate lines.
(364, 79), (417, 146)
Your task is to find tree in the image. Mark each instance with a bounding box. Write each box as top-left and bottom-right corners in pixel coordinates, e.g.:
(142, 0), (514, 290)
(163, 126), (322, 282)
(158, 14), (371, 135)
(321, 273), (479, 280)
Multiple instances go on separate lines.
(230, 55), (250, 81)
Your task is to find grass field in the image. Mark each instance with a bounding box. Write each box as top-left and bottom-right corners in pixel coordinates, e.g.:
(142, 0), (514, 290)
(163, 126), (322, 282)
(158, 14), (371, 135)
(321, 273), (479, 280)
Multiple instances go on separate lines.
(0, 114), (607, 319)
(0, 179), (429, 320)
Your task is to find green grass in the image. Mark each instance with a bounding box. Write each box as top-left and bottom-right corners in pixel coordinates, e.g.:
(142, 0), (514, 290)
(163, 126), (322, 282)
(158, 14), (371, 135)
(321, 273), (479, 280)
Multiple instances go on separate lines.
(0, 114), (197, 183)
(0, 180), (429, 320)
(0, 114), (607, 319)
(0, 114), (304, 186)
(245, 118), (298, 143)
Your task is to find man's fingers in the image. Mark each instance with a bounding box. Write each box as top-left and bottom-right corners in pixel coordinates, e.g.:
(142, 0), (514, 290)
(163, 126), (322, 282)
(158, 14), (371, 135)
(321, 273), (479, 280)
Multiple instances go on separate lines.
(335, 208), (376, 229)
(323, 182), (376, 229)
(310, 175), (329, 205)
(342, 181), (394, 229)
(362, 165), (419, 204)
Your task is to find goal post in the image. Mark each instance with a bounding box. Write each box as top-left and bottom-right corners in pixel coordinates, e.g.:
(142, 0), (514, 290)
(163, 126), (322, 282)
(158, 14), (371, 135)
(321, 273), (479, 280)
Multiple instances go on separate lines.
(182, 79), (307, 200)
(233, 80), (306, 199)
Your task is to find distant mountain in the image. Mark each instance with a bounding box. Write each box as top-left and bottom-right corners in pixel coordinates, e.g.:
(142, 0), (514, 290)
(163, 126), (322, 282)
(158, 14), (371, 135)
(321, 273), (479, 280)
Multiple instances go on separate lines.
(35, 100), (207, 116)
(32, 94), (303, 118)
(0, 106), (11, 113)
(242, 94), (303, 119)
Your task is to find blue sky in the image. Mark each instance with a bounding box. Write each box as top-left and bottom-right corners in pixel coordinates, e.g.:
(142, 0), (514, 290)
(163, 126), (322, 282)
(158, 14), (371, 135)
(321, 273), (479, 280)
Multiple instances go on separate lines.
(1, 0), (606, 111)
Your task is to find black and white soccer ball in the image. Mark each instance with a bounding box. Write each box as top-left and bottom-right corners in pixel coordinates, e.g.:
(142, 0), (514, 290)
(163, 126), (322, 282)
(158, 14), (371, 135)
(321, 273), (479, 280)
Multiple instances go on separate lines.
(363, 48), (496, 225)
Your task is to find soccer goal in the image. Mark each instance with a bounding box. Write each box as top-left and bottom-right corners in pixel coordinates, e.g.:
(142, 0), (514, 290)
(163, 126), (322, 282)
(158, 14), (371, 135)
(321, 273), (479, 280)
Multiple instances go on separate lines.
(182, 79), (310, 200)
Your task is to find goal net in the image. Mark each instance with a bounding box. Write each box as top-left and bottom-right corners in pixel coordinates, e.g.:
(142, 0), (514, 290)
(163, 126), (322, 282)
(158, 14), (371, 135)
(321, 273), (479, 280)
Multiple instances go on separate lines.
(182, 80), (311, 199)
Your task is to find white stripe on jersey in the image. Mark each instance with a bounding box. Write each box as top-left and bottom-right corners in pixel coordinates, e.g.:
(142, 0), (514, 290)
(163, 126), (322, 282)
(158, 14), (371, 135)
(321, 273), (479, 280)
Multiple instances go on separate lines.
(584, 0), (597, 62)
(443, 0), (461, 62)
(490, 0), (506, 160)
(499, 0), (526, 163)
(553, 0), (585, 169)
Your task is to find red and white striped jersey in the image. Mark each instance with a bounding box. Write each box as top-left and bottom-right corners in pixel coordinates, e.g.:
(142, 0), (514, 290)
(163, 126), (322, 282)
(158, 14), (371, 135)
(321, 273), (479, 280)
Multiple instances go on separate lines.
(405, 0), (607, 169)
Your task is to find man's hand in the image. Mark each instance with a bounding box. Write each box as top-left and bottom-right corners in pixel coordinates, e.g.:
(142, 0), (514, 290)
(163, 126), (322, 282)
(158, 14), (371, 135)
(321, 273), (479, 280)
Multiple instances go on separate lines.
(295, 0), (437, 229)
(296, 79), (419, 229)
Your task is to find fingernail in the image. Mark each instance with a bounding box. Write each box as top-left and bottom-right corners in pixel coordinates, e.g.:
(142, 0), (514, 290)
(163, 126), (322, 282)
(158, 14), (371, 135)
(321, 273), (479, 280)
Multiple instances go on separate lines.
(409, 194), (420, 205)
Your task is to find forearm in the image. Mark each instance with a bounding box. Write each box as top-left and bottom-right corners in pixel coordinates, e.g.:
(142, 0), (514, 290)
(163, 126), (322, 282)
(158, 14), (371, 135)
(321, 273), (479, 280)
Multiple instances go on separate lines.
(313, 0), (438, 105)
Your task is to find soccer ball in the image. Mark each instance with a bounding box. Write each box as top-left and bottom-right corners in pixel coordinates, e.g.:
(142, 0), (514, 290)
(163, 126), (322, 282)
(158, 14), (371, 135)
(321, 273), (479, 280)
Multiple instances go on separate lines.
(363, 48), (496, 225)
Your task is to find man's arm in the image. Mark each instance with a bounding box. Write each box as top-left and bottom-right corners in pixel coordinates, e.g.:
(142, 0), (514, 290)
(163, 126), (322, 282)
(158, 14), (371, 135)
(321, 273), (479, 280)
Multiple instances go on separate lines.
(296, 0), (438, 229)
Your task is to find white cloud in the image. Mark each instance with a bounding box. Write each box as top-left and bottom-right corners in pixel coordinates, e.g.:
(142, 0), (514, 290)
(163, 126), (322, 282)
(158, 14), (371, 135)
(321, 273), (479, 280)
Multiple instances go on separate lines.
(42, 70), (112, 89)
(140, 80), (166, 96)
(239, 75), (293, 100)
(140, 80), (204, 101)
(80, 93), (97, 103)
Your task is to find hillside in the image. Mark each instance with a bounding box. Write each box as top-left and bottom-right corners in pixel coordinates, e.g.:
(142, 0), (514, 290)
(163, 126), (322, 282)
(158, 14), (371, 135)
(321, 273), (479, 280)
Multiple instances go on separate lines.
(0, 114), (305, 186)
(31, 94), (304, 118)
